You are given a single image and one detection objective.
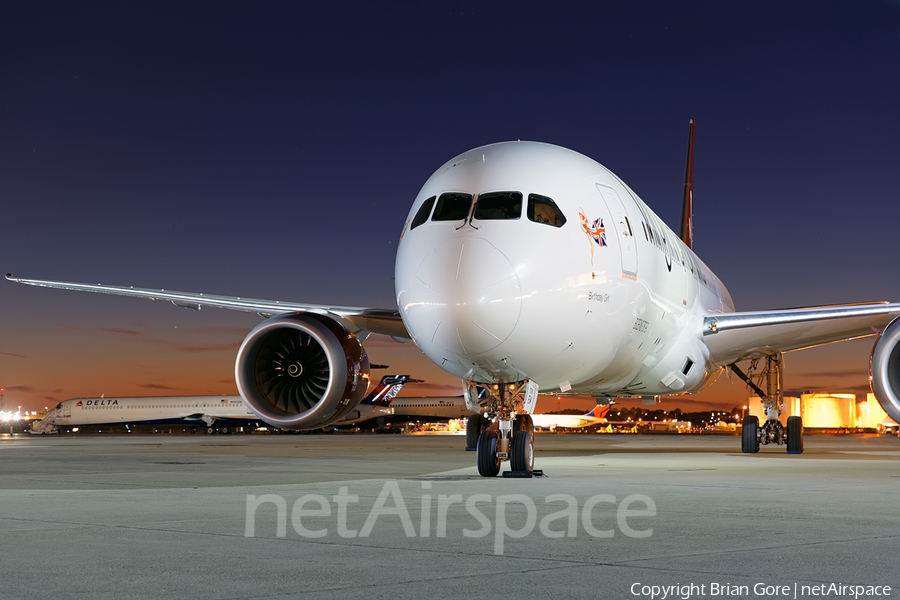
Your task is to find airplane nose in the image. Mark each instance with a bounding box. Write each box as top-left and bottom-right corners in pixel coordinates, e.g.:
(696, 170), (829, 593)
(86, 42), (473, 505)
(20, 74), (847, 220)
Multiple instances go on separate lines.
(403, 236), (521, 356)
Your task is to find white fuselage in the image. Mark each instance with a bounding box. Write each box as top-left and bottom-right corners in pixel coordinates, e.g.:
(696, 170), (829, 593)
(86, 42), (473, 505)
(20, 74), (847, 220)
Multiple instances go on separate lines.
(387, 396), (471, 420)
(51, 396), (255, 427)
(396, 142), (734, 397)
(336, 396), (471, 425)
(530, 414), (607, 430)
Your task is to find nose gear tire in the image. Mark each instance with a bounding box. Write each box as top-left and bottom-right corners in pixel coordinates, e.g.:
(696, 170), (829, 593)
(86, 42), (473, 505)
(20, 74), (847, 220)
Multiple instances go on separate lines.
(510, 430), (534, 472)
(476, 430), (501, 477)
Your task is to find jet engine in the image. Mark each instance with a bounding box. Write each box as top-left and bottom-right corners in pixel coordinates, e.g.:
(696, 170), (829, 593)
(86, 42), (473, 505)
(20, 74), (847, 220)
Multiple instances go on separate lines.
(870, 316), (900, 423)
(235, 313), (370, 429)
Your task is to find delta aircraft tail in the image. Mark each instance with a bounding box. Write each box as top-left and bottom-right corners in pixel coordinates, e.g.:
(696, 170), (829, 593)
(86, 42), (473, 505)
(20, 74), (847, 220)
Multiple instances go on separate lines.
(585, 404), (612, 419)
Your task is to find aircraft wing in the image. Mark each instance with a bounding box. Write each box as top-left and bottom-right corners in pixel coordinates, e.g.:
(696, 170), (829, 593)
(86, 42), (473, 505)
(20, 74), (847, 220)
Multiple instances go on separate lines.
(702, 302), (900, 365)
(6, 274), (410, 340)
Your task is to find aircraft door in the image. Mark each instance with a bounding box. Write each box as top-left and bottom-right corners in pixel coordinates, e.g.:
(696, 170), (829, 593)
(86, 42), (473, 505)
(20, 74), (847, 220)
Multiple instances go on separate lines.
(595, 183), (638, 279)
(59, 402), (71, 418)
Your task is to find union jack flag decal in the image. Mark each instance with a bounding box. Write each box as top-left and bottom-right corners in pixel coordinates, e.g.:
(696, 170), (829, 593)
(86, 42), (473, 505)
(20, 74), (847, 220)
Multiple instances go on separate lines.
(579, 212), (607, 264)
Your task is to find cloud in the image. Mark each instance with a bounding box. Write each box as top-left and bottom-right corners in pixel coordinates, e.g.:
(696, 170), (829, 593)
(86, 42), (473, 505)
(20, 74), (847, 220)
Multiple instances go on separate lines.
(655, 396), (729, 407)
(794, 370), (866, 379)
(99, 328), (145, 337)
(138, 383), (176, 390)
(175, 343), (240, 353)
(785, 386), (869, 396)
(189, 327), (250, 336)
(0, 352), (27, 358)
(845, 384), (872, 393)
(58, 324), (81, 330)
(3, 385), (35, 392)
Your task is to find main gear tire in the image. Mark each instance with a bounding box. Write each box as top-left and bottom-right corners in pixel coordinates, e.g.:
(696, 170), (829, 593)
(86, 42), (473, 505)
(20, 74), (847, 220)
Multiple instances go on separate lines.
(742, 416), (760, 453)
(466, 414), (487, 449)
(514, 414), (534, 436)
(787, 415), (804, 454)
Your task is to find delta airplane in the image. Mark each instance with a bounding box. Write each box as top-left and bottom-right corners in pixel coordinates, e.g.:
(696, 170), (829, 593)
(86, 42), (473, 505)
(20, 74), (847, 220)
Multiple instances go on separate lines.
(28, 375), (462, 435)
(9, 121), (900, 476)
(31, 395), (255, 434)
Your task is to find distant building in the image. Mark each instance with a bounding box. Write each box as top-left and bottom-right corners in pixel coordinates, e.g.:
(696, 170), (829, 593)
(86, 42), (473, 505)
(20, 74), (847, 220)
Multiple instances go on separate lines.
(857, 393), (889, 429)
(748, 393), (890, 429)
(647, 421), (691, 432)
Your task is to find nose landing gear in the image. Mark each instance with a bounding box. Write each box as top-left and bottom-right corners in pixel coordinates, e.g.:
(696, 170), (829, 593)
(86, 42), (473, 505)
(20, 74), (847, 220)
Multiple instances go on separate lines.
(466, 380), (540, 477)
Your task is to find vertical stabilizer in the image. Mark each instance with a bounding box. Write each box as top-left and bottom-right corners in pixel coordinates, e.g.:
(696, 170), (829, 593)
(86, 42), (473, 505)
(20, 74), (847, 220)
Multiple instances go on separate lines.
(680, 118), (695, 249)
(360, 375), (409, 406)
(585, 405), (611, 419)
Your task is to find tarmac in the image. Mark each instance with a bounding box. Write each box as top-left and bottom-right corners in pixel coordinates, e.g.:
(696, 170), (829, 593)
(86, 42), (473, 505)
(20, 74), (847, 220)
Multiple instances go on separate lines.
(0, 432), (897, 600)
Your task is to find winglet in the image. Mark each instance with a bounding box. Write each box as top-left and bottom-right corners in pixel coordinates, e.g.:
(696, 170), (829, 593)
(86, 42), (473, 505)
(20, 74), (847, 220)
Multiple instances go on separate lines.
(680, 118), (695, 250)
(360, 375), (410, 406)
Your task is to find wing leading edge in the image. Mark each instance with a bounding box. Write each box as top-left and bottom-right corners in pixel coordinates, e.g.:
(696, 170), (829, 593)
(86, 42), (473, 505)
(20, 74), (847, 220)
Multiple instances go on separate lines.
(702, 302), (900, 366)
(5, 274), (410, 341)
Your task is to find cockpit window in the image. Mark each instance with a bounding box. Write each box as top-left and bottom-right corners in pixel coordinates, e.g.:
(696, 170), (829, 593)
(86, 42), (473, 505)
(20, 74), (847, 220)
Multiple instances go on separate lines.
(527, 194), (566, 227)
(410, 196), (435, 230)
(431, 192), (473, 221)
(473, 192), (522, 220)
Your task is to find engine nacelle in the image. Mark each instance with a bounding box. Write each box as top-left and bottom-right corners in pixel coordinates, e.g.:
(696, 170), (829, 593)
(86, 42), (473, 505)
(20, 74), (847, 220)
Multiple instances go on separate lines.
(235, 313), (370, 429)
(870, 316), (900, 424)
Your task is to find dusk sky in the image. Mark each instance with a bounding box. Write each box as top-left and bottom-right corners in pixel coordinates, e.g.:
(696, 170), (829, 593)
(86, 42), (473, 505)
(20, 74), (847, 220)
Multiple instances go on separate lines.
(2, 2), (899, 414)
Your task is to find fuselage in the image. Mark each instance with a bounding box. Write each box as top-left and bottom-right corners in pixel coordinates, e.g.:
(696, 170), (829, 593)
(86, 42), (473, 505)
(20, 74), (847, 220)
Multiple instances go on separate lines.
(50, 395), (256, 427)
(336, 397), (471, 426)
(396, 142), (735, 397)
(386, 396), (471, 420)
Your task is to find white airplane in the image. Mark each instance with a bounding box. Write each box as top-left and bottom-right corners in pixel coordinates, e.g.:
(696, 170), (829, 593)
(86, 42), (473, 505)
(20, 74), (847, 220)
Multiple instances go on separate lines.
(330, 374), (471, 427)
(30, 375), (416, 434)
(8, 120), (900, 476)
(346, 394), (472, 428)
(530, 405), (612, 431)
(31, 395), (256, 434)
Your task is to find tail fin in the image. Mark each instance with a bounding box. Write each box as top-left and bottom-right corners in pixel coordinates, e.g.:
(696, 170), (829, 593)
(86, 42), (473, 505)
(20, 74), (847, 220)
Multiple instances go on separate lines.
(585, 404), (611, 418)
(360, 375), (409, 406)
(680, 118), (695, 249)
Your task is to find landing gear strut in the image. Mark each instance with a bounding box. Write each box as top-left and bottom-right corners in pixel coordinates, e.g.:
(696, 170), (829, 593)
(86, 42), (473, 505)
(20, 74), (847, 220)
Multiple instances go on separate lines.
(465, 380), (539, 477)
(730, 353), (803, 454)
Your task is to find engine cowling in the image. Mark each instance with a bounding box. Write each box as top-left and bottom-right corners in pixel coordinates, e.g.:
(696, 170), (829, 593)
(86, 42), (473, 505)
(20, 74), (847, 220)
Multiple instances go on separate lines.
(870, 315), (900, 423)
(235, 313), (370, 429)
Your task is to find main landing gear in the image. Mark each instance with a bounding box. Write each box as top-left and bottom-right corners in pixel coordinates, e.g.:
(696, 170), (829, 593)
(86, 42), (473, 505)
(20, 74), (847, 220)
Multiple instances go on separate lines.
(465, 381), (540, 477)
(731, 353), (803, 454)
